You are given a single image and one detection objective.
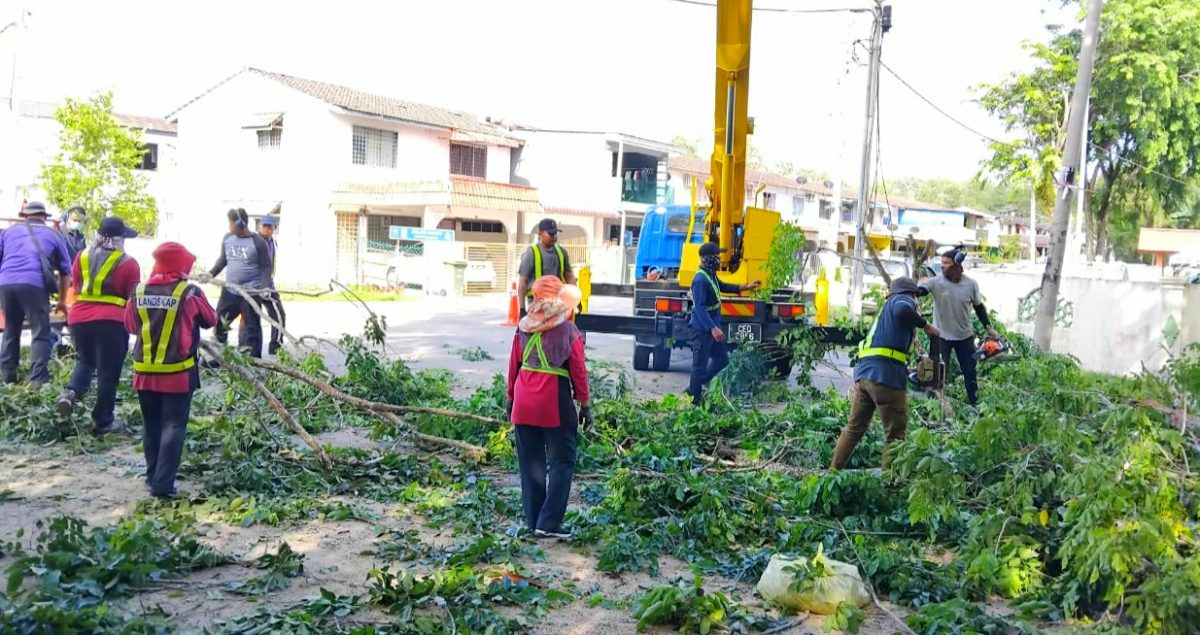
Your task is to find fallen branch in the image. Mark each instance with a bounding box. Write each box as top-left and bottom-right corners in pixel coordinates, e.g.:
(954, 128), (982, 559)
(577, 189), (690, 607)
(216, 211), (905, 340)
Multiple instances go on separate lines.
(199, 340), (334, 470)
(196, 277), (305, 351)
(377, 411), (486, 460)
(836, 520), (916, 635)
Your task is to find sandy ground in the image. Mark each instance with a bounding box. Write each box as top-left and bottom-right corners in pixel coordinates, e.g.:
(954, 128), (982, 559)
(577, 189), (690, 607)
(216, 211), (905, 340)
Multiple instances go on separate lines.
(0, 293), (878, 634)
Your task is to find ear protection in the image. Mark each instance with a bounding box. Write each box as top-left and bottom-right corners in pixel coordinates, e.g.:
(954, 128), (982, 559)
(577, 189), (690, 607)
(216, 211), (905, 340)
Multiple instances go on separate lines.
(953, 250), (966, 265)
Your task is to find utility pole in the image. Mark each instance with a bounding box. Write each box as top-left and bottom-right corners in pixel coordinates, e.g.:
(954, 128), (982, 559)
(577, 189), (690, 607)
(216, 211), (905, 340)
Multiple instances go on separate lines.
(849, 2), (889, 318)
(1033, 0), (1102, 350)
(1069, 98), (1089, 262)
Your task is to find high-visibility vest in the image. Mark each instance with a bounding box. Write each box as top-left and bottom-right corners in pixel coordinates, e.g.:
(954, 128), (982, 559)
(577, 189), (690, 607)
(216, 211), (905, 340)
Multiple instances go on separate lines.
(78, 247), (131, 306)
(694, 269), (723, 312)
(132, 281), (197, 374)
(528, 243), (566, 296)
(520, 331), (569, 378)
(857, 297), (912, 364)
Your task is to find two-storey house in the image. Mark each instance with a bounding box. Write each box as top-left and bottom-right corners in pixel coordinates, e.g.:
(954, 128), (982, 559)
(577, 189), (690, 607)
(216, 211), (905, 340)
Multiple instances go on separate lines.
(169, 68), (540, 287)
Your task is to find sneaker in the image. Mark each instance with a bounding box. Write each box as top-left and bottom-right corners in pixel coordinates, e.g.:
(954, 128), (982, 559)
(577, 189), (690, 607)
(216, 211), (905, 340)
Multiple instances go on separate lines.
(92, 420), (126, 436)
(57, 389), (77, 417)
(150, 488), (179, 501)
(534, 527), (573, 540)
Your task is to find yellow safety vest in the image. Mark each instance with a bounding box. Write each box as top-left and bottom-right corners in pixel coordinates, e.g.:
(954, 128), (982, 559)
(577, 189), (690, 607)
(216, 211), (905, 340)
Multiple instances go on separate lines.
(528, 243), (567, 296)
(857, 303), (910, 364)
(78, 248), (129, 306)
(520, 331), (569, 378)
(133, 281), (197, 374)
(695, 269), (723, 311)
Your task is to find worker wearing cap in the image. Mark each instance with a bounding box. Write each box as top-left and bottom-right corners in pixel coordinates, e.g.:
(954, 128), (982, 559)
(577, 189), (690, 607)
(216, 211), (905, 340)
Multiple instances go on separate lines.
(0, 201), (73, 388)
(918, 249), (999, 406)
(517, 219), (576, 317)
(57, 217), (142, 433)
(686, 242), (761, 405)
(257, 214), (286, 356)
(831, 276), (941, 469)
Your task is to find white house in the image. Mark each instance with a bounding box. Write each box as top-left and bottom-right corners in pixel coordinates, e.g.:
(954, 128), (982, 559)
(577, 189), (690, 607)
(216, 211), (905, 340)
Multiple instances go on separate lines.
(168, 68), (541, 289)
(0, 98), (176, 220)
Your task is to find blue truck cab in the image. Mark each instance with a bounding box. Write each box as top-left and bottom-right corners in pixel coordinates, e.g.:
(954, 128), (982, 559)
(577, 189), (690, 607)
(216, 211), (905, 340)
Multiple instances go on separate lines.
(634, 205), (705, 280)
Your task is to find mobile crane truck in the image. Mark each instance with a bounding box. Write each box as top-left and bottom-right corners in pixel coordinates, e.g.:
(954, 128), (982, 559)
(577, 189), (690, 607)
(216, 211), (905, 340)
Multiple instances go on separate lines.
(576, 0), (855, 375)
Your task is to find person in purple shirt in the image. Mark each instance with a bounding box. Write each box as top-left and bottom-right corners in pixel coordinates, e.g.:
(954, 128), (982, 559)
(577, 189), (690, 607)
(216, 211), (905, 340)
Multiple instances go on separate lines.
(0, 201), (73, 387)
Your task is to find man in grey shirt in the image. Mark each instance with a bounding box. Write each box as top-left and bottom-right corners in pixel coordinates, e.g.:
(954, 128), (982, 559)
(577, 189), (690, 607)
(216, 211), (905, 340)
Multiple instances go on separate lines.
(517, 219), (575, 316)
(205, 209), (272, 358)
(919, 249), (999, 405)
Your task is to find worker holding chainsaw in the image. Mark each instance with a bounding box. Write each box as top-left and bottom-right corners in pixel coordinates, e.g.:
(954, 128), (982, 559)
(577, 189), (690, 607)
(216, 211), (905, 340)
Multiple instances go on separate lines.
(918, 249), (1000, 406)
(832, 277), (939, 470)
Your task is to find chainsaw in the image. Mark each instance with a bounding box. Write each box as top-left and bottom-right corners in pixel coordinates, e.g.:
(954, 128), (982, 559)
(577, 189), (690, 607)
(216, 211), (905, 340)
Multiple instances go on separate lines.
(908, 354), (940, 390)
(972, 336), (1012, 363)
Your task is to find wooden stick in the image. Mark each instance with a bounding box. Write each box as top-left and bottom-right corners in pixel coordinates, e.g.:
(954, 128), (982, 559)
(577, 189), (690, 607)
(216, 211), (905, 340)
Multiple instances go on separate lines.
(196, 277), (303, 351)
(199, 340), (334, 470)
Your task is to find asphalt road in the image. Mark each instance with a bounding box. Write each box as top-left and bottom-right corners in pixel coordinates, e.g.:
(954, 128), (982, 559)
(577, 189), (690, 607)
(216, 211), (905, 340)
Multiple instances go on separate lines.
(275, 293), (853, 400)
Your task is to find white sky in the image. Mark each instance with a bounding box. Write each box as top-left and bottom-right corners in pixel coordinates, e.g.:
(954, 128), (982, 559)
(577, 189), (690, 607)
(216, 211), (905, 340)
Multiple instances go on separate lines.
(3, 0), (1076, 181)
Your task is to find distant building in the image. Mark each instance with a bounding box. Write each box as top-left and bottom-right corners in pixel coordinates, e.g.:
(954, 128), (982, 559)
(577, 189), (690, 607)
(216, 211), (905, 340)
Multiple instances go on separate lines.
(1137, 227), (1200, 269)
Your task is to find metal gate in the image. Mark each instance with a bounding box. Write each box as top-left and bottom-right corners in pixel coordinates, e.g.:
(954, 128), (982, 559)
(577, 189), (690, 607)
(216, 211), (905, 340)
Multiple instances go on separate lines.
(335, 213), (360, 285)
(460, 240), (591, 295)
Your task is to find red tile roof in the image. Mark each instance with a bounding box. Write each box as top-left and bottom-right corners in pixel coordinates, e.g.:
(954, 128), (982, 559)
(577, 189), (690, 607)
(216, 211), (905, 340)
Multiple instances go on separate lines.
(451, 178), (542, 213)
(115, 113), (177, 134)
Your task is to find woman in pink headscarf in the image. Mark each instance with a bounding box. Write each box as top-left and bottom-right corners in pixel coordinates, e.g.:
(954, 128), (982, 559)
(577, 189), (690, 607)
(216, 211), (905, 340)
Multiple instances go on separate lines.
(506, 275), (590, 540)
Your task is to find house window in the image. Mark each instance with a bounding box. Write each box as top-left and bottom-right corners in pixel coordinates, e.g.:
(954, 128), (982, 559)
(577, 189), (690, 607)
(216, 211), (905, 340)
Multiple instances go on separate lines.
(450, 144), (487, 178)
(792, 195), (805, 216)
(257, 128), (282, 150)
(461, 220), (503, 233)
(352, 126), (398, 168)
(762, 192), (776, 210)
(841, 205), (852, 223)
(367, 214), (419, 247)
(138, 143), (158, 171)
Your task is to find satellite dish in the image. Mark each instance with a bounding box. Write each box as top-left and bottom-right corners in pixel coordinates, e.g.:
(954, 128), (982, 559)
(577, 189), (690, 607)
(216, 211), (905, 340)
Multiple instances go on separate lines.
(795, 176), (808, 185)
(888, 224), (899, 232)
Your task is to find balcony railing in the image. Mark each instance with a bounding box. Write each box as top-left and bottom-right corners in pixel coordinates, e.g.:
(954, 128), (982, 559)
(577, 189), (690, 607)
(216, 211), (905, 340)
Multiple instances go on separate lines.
(622, 178), (670, 204)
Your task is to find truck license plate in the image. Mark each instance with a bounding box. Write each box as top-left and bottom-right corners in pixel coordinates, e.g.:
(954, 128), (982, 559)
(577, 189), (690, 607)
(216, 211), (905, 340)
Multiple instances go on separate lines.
(729, 323), (762, 344)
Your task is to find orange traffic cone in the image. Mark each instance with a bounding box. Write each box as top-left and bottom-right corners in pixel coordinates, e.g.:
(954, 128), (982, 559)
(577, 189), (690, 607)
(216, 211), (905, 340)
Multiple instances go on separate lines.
(504, 282), (520, 327)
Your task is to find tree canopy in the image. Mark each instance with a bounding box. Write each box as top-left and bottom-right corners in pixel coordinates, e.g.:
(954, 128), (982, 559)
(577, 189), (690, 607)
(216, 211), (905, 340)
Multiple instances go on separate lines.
(39, 92), (158, 235)
(978, 0), (1200, 260)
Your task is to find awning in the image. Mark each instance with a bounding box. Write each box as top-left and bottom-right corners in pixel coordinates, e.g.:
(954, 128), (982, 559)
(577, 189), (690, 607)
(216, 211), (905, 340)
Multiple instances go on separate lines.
(1137, 227), (1200, 254)
(332, 181), (449, 211)
(450, 178), (542, 214)
(451, 128), (521, 148)
(242, 112), (283, 129)
(545, 206), (619, 220)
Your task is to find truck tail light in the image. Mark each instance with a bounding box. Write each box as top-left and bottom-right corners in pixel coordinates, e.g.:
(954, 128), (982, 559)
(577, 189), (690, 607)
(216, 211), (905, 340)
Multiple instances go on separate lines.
(655, 298), (684, 314)
(774, 304), (806, 319)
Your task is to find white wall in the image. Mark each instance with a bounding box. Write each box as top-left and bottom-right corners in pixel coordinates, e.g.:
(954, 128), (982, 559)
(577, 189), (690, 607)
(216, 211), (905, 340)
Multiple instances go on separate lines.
(486, 145), (511, 183)
(515, 131), (617, 212)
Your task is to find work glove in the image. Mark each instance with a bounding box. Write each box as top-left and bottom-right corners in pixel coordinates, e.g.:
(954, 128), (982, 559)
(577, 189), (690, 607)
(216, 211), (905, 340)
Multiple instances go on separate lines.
(578, 405), (593, 431)
(985, 326), (1000, 340)
(505, 399), (514, 420)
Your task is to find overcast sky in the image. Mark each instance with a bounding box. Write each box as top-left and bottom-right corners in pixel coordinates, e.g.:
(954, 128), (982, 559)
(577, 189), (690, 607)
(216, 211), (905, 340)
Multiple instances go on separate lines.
(2, 0), (1076, 181)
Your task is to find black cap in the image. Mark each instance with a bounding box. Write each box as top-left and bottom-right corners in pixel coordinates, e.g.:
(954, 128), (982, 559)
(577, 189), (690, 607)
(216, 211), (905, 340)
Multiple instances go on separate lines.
(98, 216), (139, 239)
(20, 201), (48, 217)
(888, 276), (919, 296)
(698, 242), (726, 257)
(536, 219), (559, 235)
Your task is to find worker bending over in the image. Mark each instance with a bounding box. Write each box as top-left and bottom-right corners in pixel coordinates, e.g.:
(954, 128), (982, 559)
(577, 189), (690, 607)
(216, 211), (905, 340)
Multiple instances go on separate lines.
(919, 249), (998, 406)
(58, 217), (142, 434)
(686, 242), (761, 405)
(832, 277), (939, 469)
(517, 219), (575, 317)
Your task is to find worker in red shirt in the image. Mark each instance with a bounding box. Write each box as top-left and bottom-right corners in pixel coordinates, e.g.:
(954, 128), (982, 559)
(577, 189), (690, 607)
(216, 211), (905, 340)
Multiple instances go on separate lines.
(57, 217), (142, 433)
(506, 275), (590, 540)
(124, 242), (217, 499)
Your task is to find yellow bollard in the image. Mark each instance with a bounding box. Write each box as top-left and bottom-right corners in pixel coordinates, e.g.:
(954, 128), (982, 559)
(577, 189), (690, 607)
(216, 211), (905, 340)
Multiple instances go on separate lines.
(578, 265), (591, 315)
(815, 267), (830, 326)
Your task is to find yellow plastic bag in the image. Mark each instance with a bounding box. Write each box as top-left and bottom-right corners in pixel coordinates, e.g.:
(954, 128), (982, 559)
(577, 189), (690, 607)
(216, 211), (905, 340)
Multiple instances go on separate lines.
(756, 548), (871, 615)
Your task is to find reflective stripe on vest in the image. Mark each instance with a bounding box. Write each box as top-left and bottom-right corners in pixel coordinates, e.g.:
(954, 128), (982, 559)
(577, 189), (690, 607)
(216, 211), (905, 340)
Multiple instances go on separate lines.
(78, 248), (128, 306)
(857, 303), (910, 363)
(528, 243), (566, 296)
(520, 331), (570, 378)
(133, 281), (196, 374)
(695, 269), (722, 311)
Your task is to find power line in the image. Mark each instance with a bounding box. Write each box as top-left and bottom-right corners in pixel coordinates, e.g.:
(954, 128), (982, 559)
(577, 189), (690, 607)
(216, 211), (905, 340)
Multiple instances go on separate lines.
(660, 0), (873, 14)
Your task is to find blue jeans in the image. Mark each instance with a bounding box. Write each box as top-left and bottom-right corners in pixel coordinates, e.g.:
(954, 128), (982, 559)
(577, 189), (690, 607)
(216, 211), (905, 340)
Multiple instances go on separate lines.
(687, 327), (729, 404)
(513, 418), (578, 533)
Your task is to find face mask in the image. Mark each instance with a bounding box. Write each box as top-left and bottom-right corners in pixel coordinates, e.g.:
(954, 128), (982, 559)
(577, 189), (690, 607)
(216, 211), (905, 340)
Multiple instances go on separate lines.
(701, 254), (721, 271)
(69, 222), (82, 231)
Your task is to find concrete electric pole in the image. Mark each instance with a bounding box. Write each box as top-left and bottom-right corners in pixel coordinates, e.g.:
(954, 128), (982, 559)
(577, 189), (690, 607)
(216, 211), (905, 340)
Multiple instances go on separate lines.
(849, 2), (889, 318)
(1033, 0), (1102, 350)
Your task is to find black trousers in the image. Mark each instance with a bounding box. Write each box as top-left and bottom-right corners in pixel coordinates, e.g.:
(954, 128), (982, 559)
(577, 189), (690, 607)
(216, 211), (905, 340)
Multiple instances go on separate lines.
(513, 415), (578, 533)
(263, 291), (285, 354)
(214, 289), (263, 358)
(932, 336), (979, 405)
(0, 284), (52, 384)
(68, 320), (129, 425)
(687, 327), (729, 405)
(138, 390), (193, 497)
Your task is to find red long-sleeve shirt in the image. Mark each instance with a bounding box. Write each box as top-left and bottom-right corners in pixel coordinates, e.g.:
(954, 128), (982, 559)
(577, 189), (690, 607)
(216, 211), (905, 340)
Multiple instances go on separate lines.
(67, 253), (142, 325)
(506, 325), (590, 428)
(124, 274), (217, 393)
